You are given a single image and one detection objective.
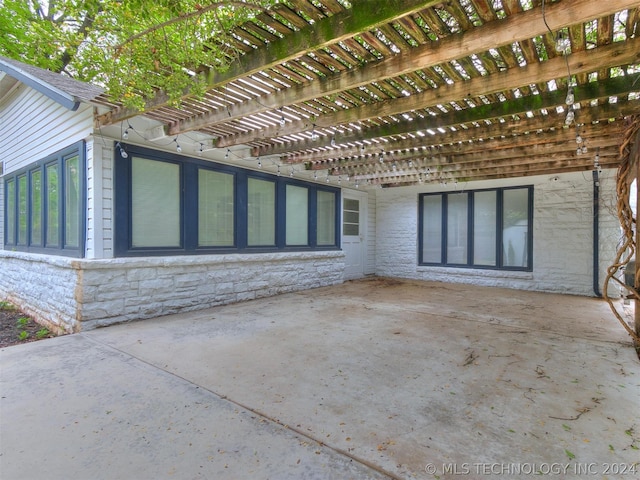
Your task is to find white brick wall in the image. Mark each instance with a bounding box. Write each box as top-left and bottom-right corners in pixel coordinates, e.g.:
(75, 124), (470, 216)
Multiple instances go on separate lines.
(0, 250), (345, 332)
(375, 170), (620, 296)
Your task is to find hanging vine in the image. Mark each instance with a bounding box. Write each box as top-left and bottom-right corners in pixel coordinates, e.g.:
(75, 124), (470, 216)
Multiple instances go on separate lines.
(603, 114), (640, 345)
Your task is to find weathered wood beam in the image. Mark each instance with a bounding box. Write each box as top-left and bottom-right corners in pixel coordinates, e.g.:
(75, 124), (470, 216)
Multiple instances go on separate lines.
(309, 125), (622, 170)
(169, 0), (637, 137)
(96, 0), (443, 127)
(222, 36), (640, 147)
(320, 134), (621, 173)
(292, 116), (623, 165)
(352, 150), (620, 184)
(257, 74), (640, 157)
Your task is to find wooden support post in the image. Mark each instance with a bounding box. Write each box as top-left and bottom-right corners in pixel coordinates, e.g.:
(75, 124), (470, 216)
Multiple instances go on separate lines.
(634, 128), (640, 346)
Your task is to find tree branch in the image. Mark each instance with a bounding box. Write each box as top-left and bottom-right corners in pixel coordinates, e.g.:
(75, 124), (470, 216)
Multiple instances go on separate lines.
(116, 1), (267, 49)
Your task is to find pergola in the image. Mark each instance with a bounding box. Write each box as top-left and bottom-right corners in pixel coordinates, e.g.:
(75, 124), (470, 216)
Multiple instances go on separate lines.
(95, 0), (640, 188)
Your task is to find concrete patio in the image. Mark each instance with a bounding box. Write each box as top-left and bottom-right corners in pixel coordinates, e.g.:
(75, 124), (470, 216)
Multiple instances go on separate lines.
(1, 277), (639, 479)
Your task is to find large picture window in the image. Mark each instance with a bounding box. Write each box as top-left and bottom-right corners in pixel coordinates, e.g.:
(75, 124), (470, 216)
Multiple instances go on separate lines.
(3, 142), (85, 256)
(114, 144), (340, 256)
(131, 157), (181, 248)
(419, 186), (533, 271)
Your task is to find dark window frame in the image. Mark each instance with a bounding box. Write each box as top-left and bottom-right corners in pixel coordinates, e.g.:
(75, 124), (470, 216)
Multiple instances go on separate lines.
(3, 141), (86, 257)
(114, 143), (341, 257)
(418, 186), (533, 271)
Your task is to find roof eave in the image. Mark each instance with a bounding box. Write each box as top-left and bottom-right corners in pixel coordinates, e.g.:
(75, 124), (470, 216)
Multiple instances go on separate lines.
(0, 58), (81, 111)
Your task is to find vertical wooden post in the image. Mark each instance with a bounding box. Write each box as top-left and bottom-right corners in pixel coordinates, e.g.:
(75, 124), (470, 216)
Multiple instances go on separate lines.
(635, 129), (640, 345)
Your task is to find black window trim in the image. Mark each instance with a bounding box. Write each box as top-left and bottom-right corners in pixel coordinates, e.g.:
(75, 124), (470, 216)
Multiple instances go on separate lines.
(3, 141), (86, 257)
(114, 143), (341, 257)
(418, 185), (533, 271)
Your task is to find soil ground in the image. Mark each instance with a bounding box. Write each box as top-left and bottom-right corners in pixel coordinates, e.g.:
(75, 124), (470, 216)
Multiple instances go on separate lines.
(0, 303), (55, 347)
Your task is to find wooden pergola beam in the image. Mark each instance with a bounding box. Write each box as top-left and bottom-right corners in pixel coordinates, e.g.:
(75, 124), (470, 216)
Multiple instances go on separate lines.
(219, 36), (640, 148)
(96, 0), (443, 127)
(351, 150), (619, 184)
(165, 0), (637, 136)
(311, 127), (622, 171)
(257, 75), (640, 158)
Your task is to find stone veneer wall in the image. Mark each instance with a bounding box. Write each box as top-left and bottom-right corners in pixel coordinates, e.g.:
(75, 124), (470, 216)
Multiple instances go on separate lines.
(375, 171), (621, 296)
(0, 250), (345, 332)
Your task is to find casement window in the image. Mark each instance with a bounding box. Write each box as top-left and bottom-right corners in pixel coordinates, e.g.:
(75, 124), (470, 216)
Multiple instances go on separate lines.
(3, 142), (85, 256)
(418, 186), (533, 271)
(114, 143), (340, 256)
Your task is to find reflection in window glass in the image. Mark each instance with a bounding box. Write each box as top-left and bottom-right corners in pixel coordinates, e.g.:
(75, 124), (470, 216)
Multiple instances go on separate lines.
(132, 157), (181, 247)
(317, 190), (336, 246)
(247, 178), (275, 246)
(286, 185), (308, 246)
(422, 195), (442, 263)
(447, 193), (468, 264)
(65, 156), (80, 247)
(31, 170), (42, 245)
(17, 175), (27, 245)
(46, 164), (59, 247)
(473, 190), (496, 266)
(198, 169), (234, 247)
(502, 189), (529, 267)
(6, 179), (15, 244)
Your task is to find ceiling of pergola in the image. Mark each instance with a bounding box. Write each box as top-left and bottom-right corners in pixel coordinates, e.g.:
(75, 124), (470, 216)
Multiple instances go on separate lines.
(96, 0), (640, 187)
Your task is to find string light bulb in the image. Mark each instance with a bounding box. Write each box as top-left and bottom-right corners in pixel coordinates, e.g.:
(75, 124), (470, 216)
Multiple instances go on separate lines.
(199, 143), (204, 156)
(565, 88), (574, 106)
(116, 142), (128, 158)
(257, 157), (262, 168)
(174, 137), (182, 153)
(378, 153), (384, 163)
(279, 108), (285, 126)
(311, 125), (318, 141)
(224, 148), (230, 159)
(122, 124), (131, 140)
(565, 109), (575, 125)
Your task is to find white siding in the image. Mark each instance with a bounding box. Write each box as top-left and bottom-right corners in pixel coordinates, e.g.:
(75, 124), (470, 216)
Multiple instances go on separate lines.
(0, 83), (94, 175)
(375, 171), (620, 296)
(84, 139), (115, 259)
(365, 189), (376, 275)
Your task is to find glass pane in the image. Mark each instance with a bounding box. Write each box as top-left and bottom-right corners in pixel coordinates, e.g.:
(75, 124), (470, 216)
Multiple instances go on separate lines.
(286, 184), (308, 246)
(317, 190), (336, 246)
(17, 175), (27, 245)
(198, 169), (234, 247)
(502, 188), (529, 267)
(64, 156), (80, 248)
(343, 198), (359, 236)
(132, 157), (180, 247)
(6, 179), (15, 244)
(447, 193), (468, 264)
(247, 178), (275, 246)
(46, 164), (59, 247)
(31, 170), (42, 245)
(473, 191), (496, 266)
(422, 195), (442, 263)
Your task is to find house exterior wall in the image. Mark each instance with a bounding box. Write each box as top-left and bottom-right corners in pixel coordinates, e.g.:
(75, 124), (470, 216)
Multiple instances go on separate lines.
(0, 83), (94, 175)
(375, 171), (620, 296)
(0, 250), (344, 332)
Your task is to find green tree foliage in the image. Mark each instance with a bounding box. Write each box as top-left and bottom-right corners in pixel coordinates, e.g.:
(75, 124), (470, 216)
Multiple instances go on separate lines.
(0, 0), (276, 109)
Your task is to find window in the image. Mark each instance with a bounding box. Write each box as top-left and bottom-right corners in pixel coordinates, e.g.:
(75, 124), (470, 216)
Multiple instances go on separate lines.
(247, 178), (275, 247)
(198, 169), (234, 247)
(131, 157), (181, 248)
(3, 142), (85, 256)
(317, 190), (336, 246)
(286, 184), (308, 246)
(114, 144), (340, 256)
(30, 170), (43, 246)
(419, 186), (533, 271)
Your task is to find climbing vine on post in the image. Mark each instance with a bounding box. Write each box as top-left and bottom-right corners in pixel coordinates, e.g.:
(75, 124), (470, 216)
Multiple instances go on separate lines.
(603, 115), (640, 347)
